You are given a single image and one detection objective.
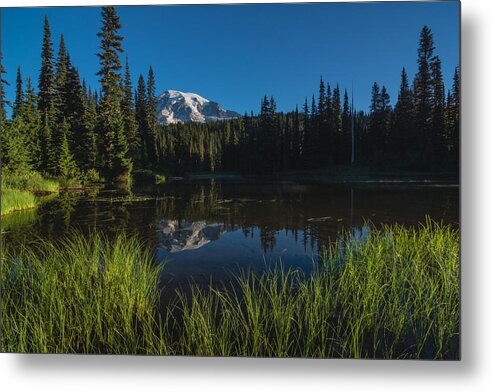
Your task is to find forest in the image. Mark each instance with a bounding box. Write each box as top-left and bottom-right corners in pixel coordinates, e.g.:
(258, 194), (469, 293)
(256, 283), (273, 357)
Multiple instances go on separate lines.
(0, 7), (460, 183)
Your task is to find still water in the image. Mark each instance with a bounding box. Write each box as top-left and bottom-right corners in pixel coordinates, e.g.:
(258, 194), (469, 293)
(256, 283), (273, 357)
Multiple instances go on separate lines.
(3, 179), (459, 295)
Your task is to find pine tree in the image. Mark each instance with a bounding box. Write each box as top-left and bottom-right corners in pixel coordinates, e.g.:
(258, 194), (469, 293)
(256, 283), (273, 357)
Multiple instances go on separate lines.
(40, 105), (54, 172)
(430, 55), (446, 164)
(332, 85), (342, 162)
(414, 25), (435, 164)
(0, 56), (9, 162)
(20, 77), (42, 169)
(392, 67), (415, 161)
(38, 16), (55, 115)
(146, 66), (158, 165)
(323, 83), (334, 164)
(53, 34), (69, 121)
(13, 66), (23, 119)
(65, 63), (86, 162)
(3, 120), (31, 174)
(332, 84), (342, 133)
(79, 89), (98, 169)
(448, 66), (460, 165)
(121, 56), (140, 164)
(135, 74), (149, 164)
(96, 6), (131, 180)
(0, 56), (9, 123)
(318, 76), (326, 123)
(58, 119), (78, 178)
(341, 89), (351, 164)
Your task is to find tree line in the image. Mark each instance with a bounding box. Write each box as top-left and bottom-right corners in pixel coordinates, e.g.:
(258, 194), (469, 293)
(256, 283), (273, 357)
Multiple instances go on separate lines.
(1, 7), (459, 182)
(156, 25), (459, 174)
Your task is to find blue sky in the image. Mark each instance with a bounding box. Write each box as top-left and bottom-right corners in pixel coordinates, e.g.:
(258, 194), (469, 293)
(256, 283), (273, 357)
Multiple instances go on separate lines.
(1, 2), (459, 116)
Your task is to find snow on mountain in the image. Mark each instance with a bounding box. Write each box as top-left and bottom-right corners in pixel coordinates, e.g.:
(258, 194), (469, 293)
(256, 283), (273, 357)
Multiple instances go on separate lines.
(156, 90), (241, 125)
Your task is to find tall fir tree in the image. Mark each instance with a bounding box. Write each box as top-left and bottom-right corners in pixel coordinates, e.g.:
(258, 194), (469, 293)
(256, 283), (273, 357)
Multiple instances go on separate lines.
(121, 56), (140, 164)
(53, 34), (69, 121)
(392, 67), (415, 161)
(79, 89), (98, 169)
(58, 119), (78, 178)
(13, 66), (23, 119)
(341, 89), (351, 164)
(430, 55), (446, 164)
(3, 120), (31, 174)
(38, 16), (55, 115)
(0, 56), (9, 123)
(414, 25), (435, 164)
(448, 66), (460, 165)
(65, 64), (88, 165)
(20, 77), (42, 169)
(96, 6), (131, 179)
(135, 74), (149, 164)
(146, 66), (158, 165)
(40, 103), (54, 171)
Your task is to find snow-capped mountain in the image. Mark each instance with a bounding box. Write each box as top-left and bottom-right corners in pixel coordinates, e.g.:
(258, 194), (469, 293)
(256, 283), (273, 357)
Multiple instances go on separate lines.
(156, 90), (241, 125)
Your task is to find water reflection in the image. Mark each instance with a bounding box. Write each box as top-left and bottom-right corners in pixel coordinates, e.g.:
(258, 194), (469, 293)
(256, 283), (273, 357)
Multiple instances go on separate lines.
(157, 219), (227, 252)
(3, 180), (459, 287)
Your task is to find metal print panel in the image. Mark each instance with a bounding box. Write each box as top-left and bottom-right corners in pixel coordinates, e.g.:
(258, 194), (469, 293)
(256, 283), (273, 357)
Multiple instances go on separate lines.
(0, 1), (460, 359)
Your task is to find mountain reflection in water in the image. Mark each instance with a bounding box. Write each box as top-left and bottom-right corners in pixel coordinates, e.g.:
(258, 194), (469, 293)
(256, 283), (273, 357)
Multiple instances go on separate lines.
(157, 219), (227, 252)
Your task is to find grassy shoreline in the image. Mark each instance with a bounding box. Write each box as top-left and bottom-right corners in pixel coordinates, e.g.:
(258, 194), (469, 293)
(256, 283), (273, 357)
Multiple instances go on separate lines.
(0, 187), (37, 215)
(1, 221), (459, 358)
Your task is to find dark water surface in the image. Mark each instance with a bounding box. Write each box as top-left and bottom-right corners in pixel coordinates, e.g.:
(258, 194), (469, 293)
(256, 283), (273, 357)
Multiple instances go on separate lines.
(3, 179), (459, 298)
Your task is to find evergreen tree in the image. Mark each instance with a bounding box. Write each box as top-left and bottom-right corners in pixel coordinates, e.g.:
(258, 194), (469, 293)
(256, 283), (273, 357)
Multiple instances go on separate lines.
(40, 103), (55, 172)
(341, 89), (351, 164)
(392, 67), (415, 161)
(0, 56), (9, 123)
(20, 77), (42, 169)
(0, 57), (9, 164)
(332, 84), (342, 162)
(332, 84), (342, 134)
(3, 120), (31, 174)
(430, 55), (446, 164)
(135, 74), (149, 164)
(318, 76), (326, 123)
(58, 119), (78, 178)
(13, 66), (23, 119)
(414, 25), (435, 163)
(447, 66), (460, 165)
(38, 16), (55, 115)
(121, 56), (140, 164)
(79, 89), (98, 169)
(65, 63), (86, 159)
(146, 66), (158, 165)
(96, 6), (131, 180)
(53, 34), (69, 121)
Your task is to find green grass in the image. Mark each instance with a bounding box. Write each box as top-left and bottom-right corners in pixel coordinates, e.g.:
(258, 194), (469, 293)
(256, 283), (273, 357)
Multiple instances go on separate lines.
(1, 221), (459, 358)
(174, 220), (459, 359)
(1, 187), (37, 215)
(1, 232), (166, 354)
(2, 171), (60, 193)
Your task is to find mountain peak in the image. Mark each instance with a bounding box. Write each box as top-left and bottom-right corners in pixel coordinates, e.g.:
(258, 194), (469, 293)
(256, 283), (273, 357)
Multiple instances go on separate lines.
(156, 90), (240, 125)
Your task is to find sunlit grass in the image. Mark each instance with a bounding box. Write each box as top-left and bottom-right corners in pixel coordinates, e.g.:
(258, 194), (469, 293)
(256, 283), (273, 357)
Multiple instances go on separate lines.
(1, 232), (167, 354)
(2, 171), (60, 193)
(1, 221), (459, 358)
(1, 187), (37, 215)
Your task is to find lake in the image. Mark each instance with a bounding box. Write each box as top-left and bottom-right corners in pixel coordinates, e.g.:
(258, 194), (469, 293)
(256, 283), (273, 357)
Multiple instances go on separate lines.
(3, 179), (459, 301)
